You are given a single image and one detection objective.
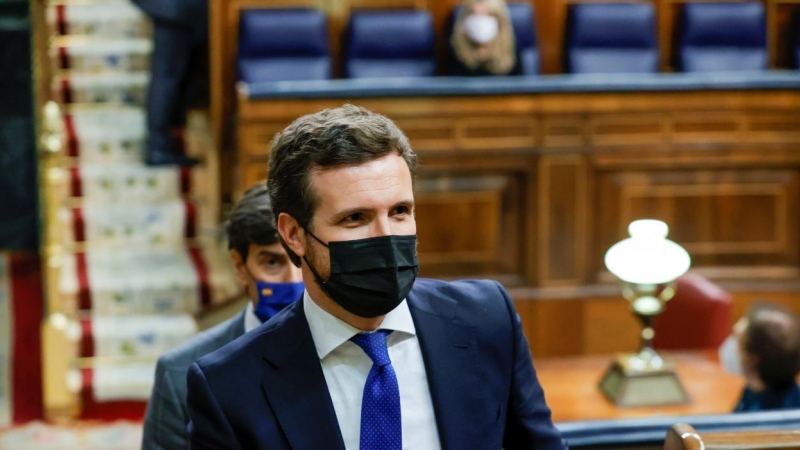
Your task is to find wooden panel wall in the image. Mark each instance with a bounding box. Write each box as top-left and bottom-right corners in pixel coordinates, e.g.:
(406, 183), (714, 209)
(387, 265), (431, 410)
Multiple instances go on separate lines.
(415, 173), (527, 283)
(538, 155), (588, 287)
(236, 90), (800, 292)
(514, 289), (800, 358)
(597, 170), (800, 275)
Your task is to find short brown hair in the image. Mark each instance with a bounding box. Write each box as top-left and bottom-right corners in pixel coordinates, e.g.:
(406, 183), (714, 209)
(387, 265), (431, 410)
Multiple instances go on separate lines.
(744, 302), (800, 391)
(267, 104), (418, 266)
(226, 181), (277, 261)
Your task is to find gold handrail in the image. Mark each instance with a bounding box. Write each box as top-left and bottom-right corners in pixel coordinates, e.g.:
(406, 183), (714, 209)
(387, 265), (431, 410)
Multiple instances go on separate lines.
(40, 101), (64, 157)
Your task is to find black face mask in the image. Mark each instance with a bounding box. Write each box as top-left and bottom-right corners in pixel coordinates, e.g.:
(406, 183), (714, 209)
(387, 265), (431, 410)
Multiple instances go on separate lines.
(303, 229), (419, 318)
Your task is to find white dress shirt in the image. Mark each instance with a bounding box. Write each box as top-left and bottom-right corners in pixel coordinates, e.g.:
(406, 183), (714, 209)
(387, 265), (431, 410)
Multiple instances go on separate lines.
(303, 291), (441, 450)
(244, 301), (260, 333)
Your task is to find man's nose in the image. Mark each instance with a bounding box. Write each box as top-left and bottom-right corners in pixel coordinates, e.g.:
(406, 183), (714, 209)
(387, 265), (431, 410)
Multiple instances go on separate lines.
(371, 216), (392, 237)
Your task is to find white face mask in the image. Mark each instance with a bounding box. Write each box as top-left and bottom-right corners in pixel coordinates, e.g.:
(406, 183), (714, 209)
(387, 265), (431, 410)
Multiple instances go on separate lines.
(462, 13), (500, 45)
(719, 334), (744, 376)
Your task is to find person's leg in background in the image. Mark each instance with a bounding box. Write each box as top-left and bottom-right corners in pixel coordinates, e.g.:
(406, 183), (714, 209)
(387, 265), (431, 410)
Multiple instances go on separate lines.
(145, 23), (199, 166)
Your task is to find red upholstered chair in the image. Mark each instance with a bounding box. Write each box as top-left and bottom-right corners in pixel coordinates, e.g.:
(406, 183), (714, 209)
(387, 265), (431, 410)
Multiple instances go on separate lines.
(653, 273), (733, 350)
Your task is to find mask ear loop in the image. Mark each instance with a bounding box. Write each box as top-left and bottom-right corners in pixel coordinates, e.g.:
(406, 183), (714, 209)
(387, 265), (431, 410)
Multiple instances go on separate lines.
(302, 226), (329, 248)
(301, 226), (331, 286)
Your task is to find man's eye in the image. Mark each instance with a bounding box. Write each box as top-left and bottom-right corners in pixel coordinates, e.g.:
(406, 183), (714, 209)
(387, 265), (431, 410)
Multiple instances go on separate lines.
(265, 257), (279, 267)
(394, 206), (411, 216)
(345, 213), (363, 222)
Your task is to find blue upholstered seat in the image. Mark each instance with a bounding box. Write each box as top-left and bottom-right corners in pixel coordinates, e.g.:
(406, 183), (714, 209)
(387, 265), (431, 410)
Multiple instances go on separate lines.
(679, 2), (767, 72)
(238, 8), (331, 84)
(346, 10), (436, 79)
(507, 2), (539, 75)
(566, 3), (658, 74)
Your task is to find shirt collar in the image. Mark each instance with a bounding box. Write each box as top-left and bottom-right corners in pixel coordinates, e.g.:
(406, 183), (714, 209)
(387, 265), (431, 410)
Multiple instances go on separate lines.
(303, 290), (416, 360)
(244, 300), (261, 334)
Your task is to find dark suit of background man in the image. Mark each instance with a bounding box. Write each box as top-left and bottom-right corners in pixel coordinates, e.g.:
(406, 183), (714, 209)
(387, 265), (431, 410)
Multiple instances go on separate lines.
(132, 0), (207, 166)
(142, 182), (303, 449)
(186, 104), (567, 449)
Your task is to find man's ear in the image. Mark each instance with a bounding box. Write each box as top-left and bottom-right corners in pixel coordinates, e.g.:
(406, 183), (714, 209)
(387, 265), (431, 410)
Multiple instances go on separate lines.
(742, 353), (765, 390)
(278, 213), (306, 259)
(229, 249), (249, 285)
(743, 353), (759, 372)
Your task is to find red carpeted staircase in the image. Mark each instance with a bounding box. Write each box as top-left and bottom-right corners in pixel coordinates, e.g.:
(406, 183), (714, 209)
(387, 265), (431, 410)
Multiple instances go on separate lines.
(37, 0), (236, 422)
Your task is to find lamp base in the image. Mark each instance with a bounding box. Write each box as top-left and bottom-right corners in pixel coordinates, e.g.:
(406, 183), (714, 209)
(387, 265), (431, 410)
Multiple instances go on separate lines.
(599, 353), (690, 407)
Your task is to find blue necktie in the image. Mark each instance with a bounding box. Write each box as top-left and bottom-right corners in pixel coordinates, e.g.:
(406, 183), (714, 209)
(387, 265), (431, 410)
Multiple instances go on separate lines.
(350, 330), (402, 450)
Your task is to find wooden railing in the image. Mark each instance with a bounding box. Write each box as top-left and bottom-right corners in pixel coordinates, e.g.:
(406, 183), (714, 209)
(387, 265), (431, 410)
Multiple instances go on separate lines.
(665, 423), (800, 450)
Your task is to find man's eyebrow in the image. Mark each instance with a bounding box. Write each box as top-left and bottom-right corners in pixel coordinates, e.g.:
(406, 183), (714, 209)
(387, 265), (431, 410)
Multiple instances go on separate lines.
(332, 200), (415, 220)
(256, 250), (285, 258)
(330, 207), (371, 223)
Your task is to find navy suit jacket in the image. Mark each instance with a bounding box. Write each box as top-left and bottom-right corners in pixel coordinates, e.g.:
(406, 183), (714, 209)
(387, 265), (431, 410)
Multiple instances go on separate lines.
(186, 278), (566, 449)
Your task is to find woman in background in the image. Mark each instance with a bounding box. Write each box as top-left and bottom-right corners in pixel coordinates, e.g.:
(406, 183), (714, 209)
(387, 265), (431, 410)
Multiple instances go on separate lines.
(450, 0), (520, 76)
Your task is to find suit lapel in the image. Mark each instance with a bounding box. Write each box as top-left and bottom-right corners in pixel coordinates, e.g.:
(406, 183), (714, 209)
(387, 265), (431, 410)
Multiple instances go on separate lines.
(259, 303), (345, 450)
(408, 289), (481, 450)
(228, 310), (246, 340)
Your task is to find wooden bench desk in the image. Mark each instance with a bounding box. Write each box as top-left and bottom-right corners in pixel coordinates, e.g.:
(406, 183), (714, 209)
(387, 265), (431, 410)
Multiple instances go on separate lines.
(535, 351), (744, 423)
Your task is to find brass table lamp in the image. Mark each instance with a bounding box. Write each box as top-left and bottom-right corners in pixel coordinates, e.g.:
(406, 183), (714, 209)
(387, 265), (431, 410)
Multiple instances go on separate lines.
(600, 219), (691, 407)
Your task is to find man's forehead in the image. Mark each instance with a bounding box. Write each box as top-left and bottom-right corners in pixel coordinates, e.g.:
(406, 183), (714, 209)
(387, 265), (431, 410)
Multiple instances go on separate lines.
(308, 156), (412, 200)
(251, 242), (287, 255)
(309, 154), (403, 177)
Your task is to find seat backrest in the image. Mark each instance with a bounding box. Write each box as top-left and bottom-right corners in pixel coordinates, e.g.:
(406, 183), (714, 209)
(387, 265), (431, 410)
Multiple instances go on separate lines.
(346, 10), (435, 79)
(507, 2), (539, 75)
(679, 2), (767, 72)
(652, 273), (732, 350)
(793, 9), (800, 69)
(237, 8), (330, 84)
(566, 2), (658, 74)
(664, 423), (800, 450)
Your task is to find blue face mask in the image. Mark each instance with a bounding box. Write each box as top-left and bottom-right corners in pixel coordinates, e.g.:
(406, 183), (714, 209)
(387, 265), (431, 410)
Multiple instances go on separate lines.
(254, 281), (305, 323)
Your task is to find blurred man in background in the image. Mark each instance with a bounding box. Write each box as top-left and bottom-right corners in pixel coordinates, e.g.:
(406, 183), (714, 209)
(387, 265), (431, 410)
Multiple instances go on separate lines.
(719, 302), (800, 412)
(142, 182), (303, 449)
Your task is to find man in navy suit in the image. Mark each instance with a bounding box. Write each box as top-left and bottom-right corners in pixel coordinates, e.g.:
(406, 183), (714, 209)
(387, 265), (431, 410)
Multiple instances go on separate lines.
(142, 182), (303, 449)
(186, 104), (566, 449)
